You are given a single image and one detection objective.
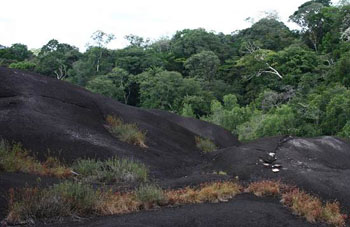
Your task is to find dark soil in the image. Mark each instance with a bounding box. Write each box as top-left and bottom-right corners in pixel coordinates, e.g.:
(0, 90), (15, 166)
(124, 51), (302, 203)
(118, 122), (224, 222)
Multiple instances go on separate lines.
(1, 67), (350, 226)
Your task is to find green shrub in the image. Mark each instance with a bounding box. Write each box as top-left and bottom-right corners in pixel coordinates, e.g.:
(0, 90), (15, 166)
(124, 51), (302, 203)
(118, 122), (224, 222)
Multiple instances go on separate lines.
(73, 157), (148, 184)
(106, 115), (147, 148)
(195, 136), (217, 153)
(135, 184), (165, 205)
(9, 61), (36, 71)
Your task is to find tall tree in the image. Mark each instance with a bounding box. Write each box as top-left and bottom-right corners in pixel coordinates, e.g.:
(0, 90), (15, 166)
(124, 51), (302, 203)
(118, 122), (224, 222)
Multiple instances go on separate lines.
(290, 0), (332, 52)
(36, 39), (81, 80)
(88, 30), (115, 73)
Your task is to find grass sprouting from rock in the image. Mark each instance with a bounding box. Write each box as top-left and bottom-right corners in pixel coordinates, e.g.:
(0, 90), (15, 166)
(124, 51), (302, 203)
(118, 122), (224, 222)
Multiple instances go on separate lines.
(195, 136), (217, 153)
(106, 115), (147, 148)
(281, 188), (346, 226)
(72, 157), (148, 184)
(135, 184), (166, 209)
(5, 180), (347, 226)
(165, 181), (242, 204)
(0, 139), (71, 178)
(0, 139), (148, 185)
(6, 181), (242, 224)
(6, 181), (100, 224)
(245, 180), (284, 197)
(246, 180), (347, 226)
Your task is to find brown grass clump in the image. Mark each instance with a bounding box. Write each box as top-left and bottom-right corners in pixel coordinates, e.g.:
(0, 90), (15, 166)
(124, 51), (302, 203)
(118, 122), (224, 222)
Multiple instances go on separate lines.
(281, 188), (346, 226)
(166, 181), (242, 205)
(245, 180), (283, 197)
(281, 188), (323, 223)
(321, 202), (347, 227)
(198, 182), (242, 202)
(0, 139), (71, 178)
(166, 187), (200, 204)
(97, 191), (140, 215)
(106, 115), (147, 148)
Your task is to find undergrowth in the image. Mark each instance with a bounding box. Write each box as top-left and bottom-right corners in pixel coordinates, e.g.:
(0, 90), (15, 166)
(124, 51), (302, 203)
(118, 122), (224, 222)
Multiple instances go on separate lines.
(106, 115), (147, 148)
(195, 136), (217, 153)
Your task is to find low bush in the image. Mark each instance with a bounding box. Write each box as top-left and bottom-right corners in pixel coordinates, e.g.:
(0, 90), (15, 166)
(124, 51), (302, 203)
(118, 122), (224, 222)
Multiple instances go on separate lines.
(0, 139), (71, 178)
(73, 157), (148, 184)
(106, 115), (147, 148)
(195, 136), (217, 153)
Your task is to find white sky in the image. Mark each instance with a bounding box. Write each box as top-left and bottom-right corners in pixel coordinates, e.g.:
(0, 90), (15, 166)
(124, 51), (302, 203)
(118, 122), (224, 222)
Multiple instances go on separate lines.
(0, 0), (329, 51)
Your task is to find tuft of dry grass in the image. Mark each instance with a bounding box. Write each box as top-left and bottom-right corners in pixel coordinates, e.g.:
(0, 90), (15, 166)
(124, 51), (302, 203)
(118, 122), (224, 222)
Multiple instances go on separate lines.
(0, 139), (71, 178)
(106, 115), (147, 148)
(281, 188), (323, 223)
(321, 202), (347, 227)
(166, 181), (242, 205)
(245, 180), (283, 197)
(245, 180), (347, 226)
(195, 136), (217, 153)
(281, 188), (346, 226)
(96, 191), (140, 215)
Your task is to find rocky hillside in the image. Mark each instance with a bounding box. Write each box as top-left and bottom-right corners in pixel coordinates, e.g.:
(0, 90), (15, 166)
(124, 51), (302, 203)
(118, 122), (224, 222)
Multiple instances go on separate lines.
(1, 67), (350, 227)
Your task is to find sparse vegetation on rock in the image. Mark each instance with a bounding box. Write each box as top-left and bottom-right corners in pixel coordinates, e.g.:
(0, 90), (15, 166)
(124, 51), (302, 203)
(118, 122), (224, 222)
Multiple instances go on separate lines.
(6, 181), (100, 224)
(195, 136), (217, 153)
(106, 115), (147, 148)
(247, 180), (347, 226)
(73, 157), (148, 184)
(0, 139), (71, 178)
(245, 180), (283, 197)
(135, 184), (165, 209)
(281, 188), (346, 226)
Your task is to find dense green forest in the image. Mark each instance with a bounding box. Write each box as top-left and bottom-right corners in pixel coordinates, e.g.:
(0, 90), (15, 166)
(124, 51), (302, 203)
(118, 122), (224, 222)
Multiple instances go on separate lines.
(1, 0), (350, 141)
